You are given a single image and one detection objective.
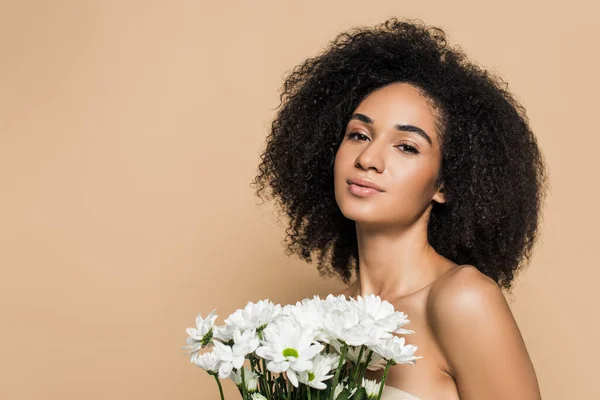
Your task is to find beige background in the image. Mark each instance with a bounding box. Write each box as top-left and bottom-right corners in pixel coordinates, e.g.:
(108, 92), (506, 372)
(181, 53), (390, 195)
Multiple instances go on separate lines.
(0, 1), (598, 399)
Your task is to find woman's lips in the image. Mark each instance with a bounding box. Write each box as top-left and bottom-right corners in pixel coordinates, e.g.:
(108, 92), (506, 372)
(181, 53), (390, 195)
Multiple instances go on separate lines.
(346, 178), (384, 197)
(347, 183), (383, 197)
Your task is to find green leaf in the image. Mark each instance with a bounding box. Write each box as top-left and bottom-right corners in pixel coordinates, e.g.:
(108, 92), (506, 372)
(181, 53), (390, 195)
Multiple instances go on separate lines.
(335, 389), (351, 400)
(353, 387), (368, 400)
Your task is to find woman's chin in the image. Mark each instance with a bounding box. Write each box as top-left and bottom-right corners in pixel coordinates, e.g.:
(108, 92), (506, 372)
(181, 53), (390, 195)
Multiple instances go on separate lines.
(339, 207), (382, 225)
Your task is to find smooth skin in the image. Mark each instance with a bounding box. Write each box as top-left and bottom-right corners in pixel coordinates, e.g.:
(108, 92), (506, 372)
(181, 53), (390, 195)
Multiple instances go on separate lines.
(332, 83), (541, 399)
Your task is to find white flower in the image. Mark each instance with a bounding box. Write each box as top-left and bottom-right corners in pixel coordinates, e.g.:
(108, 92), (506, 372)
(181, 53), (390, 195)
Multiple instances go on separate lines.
(333, 382), (357, 399)
(211, 325), (229, 343)
(352, 294), (415, 335)
(389, 311), (415, 335)
(318, 352), (341, 370)
(321, 304), (375, 347)
(297, 352), (339, 389)
(295, 294), (325, 309)
(183, 310), (218, 359)
(352, 295), (397, 329)
(183, 293), (421, 398)
(285, 296), (330, 341)
(255, 318), (324, 387)
(191, 350), (220, 374)
(362, 377), (381, 399)
(370, 335), (421, 365)
(324, 294), (352, 310)
(212, 328), (260, 379)
(218, 300), (283, 342)
(229, 367), (259, 392)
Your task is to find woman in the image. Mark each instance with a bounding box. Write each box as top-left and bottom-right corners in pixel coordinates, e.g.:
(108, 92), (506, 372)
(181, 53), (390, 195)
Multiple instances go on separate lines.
(252, 17), (547, 399)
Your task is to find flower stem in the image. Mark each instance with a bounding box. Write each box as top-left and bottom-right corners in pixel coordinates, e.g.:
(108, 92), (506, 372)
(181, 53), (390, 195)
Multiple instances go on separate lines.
(213, 374), (225, 400)
(376, 360), (394, 400)
(358, 350), (373, 384)
(261, 358), (272, 400)
(286, 378), (292, 400)
(350, 345), (365, 390)
(241, 367), (248, 400)
(328, 343), (348, 400)
(275, 376), (284, 399)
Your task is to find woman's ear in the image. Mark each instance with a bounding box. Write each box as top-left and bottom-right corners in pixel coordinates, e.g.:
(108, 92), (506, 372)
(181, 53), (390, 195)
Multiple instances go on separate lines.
(433, 183), (446, 204)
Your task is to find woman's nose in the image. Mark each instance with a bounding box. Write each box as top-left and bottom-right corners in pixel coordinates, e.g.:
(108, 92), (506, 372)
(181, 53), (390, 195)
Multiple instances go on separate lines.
(354, 142), (384, 173)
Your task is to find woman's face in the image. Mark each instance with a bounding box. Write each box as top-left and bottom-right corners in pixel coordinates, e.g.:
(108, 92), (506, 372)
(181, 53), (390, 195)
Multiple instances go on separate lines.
(333, 82), (445, 229)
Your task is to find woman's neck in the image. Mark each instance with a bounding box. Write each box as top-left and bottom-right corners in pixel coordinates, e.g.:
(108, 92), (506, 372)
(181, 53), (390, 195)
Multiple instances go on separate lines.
(353, 222), (452, 299)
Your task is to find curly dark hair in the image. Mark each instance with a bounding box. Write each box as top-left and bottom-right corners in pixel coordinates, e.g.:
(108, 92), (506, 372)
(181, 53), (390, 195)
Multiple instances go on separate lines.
(251, 17), (549, 293)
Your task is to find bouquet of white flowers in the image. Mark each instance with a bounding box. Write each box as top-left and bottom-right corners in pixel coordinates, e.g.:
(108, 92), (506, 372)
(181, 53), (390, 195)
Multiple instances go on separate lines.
(183, 294), (421, 400)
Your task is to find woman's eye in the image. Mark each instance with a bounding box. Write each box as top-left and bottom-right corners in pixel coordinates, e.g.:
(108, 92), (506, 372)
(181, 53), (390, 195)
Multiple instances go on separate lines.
(396, 144), (419, 154)
(348, 132), (369, 141)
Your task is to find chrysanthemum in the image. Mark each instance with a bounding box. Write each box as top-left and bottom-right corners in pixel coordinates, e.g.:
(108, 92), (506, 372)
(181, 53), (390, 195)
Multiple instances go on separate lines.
(362, 377), (382, 399)
(212, 328), (260, 379)
(190, 350), (220, 374)
(370, 335), (421, 365)
(229, 366), (259, 392)
(218, 299), (283, 342)
(255, 318), (324, 387)
(183, 310), (218, 359)
(297, 352), (340, 389)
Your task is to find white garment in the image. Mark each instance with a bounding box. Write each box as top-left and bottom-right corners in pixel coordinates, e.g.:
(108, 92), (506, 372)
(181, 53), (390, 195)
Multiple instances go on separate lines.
(380, 384), (422, 400)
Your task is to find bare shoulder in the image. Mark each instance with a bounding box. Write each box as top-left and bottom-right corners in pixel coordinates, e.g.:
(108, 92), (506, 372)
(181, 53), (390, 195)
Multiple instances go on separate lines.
(426, 265), (541, 398)
(429, 264), (502, 307)
(427, 264), (510, 335)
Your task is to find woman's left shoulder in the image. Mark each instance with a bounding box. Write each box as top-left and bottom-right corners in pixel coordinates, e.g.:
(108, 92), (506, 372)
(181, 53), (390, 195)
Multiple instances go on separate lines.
(425, 268), (540, 398)
(427, 264), (509, 321)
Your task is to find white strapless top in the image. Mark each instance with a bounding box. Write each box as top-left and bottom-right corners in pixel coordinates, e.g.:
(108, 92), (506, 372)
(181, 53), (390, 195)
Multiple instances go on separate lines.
(381, 385), (422, 400)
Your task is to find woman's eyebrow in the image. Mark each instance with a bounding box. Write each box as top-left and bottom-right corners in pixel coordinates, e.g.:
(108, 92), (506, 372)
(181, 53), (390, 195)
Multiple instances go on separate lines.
(350, 113), (432, 146)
